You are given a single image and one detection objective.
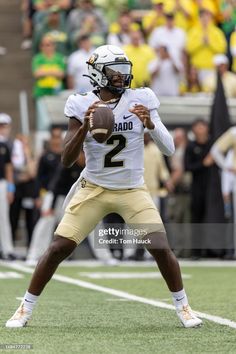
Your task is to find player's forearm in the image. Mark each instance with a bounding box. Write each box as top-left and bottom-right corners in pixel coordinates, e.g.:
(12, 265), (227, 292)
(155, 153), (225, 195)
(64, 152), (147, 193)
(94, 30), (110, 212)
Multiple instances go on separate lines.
(149, 126), (175, 156)
(148, 114), (175, 156)
(61, 123), (88, 167)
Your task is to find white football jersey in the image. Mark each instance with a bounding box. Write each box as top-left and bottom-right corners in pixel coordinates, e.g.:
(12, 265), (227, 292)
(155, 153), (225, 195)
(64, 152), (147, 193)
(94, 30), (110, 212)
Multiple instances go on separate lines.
(64, 87), (162, 189)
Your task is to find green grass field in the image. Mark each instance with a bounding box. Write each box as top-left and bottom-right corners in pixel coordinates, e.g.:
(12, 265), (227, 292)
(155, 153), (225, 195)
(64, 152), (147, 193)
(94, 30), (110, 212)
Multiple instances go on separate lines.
(0, 261), (236, 354)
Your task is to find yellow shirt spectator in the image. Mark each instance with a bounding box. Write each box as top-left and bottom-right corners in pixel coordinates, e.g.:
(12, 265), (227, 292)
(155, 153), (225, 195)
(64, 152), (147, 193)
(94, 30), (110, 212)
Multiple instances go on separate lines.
(123, 44), (156, 88)
(142, 0), (166, 35)
(230, 31), (236, 73)
(190, 0), (219, 27)
(165, 0), (196, 31)
(123, 30), (156, 88)
(186, 12), (226, 70)
(143, 0), (196, 34)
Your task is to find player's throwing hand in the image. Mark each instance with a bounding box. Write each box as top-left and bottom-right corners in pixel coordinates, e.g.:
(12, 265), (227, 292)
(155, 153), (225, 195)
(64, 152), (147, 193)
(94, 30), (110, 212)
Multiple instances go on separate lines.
(129, 104), (154, 130)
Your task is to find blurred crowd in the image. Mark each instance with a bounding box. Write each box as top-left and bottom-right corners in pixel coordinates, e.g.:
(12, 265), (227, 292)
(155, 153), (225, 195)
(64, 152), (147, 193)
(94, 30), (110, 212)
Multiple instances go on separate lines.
(20, 0), (236, 98)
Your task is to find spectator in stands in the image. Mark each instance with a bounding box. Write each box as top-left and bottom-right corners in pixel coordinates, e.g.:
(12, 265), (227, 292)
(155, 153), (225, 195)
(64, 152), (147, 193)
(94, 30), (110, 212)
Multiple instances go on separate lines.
(96, 0), (126, 23)
(203, 54), (236, 97)
(67, 34), (94, 93)
(21, 0), (34, 50)
(26, 162), (83, 264)
(186, 7), (227, 84)
(230, 28), (236, 72)
(143, 132), (170, 209)
(32, 0), (69, 32)
(148, 12), (186, 65)
(184, 119), (212, 259)
(180, 65), (203, 95)
(32, 5), (69, 55)
(148, 45), (183, 96)
(128, 132), (170, 261)
(142, 0), (166, 37)
(10, 135), (39, 247)
(33, 0), (54, 11)
(167, 128), (190, 203)
(166, 128), (191, 257)
(0, 113), (13, 151)
(0, 114), (16, 260)
(33, 0), (71, 13)
(32, 34), (66, 98)
(23, 1), (71, 49)
(194, 0), (218, 23)
(66, 0), (108, 49)
(123, 29), (156, 88)
(26, 128), (68, 264)
(36, 126), (63, 197)
(107, 11), (134, 47)
(219, 0), (236, 41)
(164, 0), (196, 31)
(127, 0), (151, 11)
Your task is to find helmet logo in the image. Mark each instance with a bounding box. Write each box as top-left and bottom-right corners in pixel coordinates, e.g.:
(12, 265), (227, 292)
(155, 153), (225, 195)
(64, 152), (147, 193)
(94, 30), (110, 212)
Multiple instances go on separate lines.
(88, 53), (98, 65)
(115, 57), (127, 62)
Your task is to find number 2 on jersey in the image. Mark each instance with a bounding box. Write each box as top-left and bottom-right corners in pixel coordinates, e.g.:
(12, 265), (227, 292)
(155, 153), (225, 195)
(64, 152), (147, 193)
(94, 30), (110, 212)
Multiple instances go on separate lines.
(104, 134), (126, 167)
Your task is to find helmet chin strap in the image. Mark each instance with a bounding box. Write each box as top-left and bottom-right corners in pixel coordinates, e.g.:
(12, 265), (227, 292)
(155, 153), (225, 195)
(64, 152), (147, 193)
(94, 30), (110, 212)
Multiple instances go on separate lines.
(106, 85), (125, 95)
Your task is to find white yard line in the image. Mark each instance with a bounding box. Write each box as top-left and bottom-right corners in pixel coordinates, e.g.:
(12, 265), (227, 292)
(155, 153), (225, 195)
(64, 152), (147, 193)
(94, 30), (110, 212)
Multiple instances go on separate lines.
(78, 271), (191, 279)
(1, 261), (236, 330)
(0, 271), (24, 279)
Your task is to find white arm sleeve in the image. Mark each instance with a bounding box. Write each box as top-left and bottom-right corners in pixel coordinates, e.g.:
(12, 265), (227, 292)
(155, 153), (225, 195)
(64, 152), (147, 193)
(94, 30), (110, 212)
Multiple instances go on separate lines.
(211, 145), (226, 169)
(147, 110), (175, 156)
(221, 150), (234, 194)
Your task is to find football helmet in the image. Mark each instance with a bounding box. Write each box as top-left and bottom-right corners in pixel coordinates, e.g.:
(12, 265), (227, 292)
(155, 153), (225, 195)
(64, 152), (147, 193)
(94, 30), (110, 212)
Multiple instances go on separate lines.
(86, 45), (133, 94)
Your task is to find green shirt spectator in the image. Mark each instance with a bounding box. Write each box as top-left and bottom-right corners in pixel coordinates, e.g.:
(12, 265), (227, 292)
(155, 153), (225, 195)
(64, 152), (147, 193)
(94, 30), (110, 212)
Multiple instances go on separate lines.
(33, 6), (70, 55)
(220, 0), (236, 36)
(32, 35), (66, 98)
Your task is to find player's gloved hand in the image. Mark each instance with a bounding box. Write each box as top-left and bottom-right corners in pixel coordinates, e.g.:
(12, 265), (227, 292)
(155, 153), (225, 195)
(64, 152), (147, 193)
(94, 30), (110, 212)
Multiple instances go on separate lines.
(129, 104), (155, 129)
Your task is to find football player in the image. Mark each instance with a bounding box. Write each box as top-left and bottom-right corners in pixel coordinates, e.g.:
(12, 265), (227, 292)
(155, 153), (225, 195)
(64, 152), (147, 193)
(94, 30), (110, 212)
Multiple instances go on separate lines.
(6, 45), (202, 328)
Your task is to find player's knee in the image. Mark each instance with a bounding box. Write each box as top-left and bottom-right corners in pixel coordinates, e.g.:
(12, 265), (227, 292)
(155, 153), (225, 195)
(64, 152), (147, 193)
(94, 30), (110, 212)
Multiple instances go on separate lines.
(145, 231), (170, 250)
(48, 236), (76, 261)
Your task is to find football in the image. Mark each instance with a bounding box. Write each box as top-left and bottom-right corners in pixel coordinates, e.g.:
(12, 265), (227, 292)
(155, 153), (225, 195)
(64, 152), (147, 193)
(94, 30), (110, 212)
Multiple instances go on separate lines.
(89, 104), (115, 143)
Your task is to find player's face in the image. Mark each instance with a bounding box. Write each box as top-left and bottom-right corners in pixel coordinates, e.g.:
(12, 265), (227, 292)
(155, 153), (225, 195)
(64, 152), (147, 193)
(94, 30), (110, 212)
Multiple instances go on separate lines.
(104, 64), (132, 88)
(105, 68), (125, 87)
